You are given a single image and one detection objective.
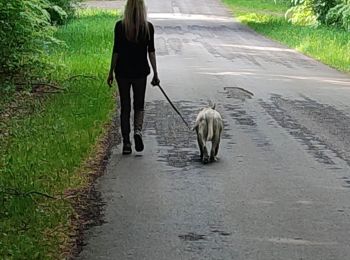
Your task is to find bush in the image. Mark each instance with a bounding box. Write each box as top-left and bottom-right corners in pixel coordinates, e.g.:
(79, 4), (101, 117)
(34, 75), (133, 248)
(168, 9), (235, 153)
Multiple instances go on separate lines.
(325, 3), (350, 30)
(312, 0), (338, 23)
(48, 0), (81, 20)
(0, 0), (81, 93)
(46, 4), (68, 25)
(285, 0), (350, 29)
(342, 4), (350, 30)
(285, 0), (318, 25)
(0, 0), (58, 90)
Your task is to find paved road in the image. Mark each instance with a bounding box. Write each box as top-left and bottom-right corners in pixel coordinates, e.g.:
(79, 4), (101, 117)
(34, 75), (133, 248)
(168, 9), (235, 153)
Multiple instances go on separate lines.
(82, 0), (125, 9)
(80, 0), (350, 259)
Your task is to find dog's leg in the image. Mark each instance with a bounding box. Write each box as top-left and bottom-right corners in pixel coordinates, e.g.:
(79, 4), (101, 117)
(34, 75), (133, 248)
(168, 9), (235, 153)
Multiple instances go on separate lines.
(202, 145), (209, 164)
(210, 120), (222, 162)
(214, 131), (221, 158)
(211, 141), (220, 162)
(196, 128), (203, 159)
(210, 138), (219, 162)
(198, 133), (209, 163)
(215, 126), (223, 158)
(198, 122), (209, 164)
(215, 142), (220, 157)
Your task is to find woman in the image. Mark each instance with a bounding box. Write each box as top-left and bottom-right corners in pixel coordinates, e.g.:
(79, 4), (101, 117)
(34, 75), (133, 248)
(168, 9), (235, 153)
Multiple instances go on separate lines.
(107, 0), (160, 155)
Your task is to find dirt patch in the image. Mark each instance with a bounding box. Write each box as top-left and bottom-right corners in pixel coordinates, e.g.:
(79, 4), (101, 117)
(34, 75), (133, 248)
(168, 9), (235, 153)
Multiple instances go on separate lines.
(63, 115), (121, 259)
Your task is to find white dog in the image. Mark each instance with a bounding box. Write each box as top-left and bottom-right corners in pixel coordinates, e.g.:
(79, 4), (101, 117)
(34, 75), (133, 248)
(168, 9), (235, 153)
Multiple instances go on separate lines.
(193, 105), (223, 164)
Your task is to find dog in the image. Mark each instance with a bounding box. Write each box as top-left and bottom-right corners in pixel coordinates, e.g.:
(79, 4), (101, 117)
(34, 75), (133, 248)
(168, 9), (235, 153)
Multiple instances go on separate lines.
(193, 104), (223, 164)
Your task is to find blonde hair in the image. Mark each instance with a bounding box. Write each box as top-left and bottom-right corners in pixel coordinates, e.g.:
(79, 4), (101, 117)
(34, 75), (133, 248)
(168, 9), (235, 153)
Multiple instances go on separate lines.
(123, 0), (150, 42)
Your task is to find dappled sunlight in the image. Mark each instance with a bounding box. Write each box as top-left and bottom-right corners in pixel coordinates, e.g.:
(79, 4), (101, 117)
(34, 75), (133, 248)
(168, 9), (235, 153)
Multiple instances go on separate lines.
(282, 75), (350, 86)
(252, 237), (338, 246)
(218, 44), (297, 53)
(199, 71), (255, 76)
(149, 13), (234, 22)
(198, 71), (350, 86)
(237, 13), (273, 24)
(76, 8), (121, 18)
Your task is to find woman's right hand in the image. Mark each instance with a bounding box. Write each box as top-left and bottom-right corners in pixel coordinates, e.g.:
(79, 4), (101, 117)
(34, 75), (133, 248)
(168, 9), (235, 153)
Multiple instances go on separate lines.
(107, 72), (114, 87)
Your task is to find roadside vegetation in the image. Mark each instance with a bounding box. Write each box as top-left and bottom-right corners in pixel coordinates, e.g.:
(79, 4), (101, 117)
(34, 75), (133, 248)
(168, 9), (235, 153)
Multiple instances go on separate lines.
(223, 0), (350, 72)
(0, 4), (121, 258)
(0, 0), (81, 97)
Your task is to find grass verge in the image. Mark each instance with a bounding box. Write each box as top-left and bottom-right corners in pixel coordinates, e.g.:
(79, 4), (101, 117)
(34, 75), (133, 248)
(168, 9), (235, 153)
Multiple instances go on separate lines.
(223, 0), (350, 73)
(0, 9), (120, 259)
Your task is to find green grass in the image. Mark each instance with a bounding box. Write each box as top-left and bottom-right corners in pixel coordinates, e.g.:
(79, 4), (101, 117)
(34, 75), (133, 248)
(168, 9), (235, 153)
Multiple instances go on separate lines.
(223, 0), (289, 15)
(223, 0), (350, 72)
(0, 10), (120, 259)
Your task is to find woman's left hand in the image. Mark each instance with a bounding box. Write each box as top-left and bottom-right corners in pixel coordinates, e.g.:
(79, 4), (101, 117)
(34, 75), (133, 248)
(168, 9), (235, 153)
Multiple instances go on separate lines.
(107, 72), (114, 87)
(151, 73), (160, 86)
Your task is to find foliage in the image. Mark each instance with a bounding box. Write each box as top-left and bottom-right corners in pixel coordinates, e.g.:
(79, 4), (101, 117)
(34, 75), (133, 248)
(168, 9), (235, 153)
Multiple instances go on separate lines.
(325, 2), (350, 30)
(0, 0), (81, 94)
(46, 4), (68, 25)
(285, 0), (350, 29)
(285, 0), (318, 25)
(312, 0), (338, 23)
(0, 10), (120, 258)
(0, 0), (58, 91)
(47, 0), (82, 22)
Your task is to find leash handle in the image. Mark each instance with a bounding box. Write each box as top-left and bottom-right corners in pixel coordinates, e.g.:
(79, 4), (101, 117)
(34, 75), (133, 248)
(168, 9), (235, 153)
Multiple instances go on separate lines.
(156, 84), (191, 130)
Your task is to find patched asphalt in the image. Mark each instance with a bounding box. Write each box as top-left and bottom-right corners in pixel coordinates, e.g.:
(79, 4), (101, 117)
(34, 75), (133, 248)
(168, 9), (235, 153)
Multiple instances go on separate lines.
(78, 0), (350, 259)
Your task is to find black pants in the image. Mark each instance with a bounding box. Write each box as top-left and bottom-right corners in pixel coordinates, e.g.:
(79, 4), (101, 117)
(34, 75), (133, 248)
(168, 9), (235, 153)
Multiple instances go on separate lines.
(116, 77), (147, 142)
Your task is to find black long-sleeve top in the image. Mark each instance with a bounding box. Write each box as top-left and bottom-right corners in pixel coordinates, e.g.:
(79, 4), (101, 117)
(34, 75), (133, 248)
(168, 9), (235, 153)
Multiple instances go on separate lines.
(113, 20), (155, 79)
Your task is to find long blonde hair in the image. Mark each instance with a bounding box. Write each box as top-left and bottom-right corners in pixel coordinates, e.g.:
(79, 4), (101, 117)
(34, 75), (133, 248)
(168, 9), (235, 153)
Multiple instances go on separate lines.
(123, 0), (150, 42)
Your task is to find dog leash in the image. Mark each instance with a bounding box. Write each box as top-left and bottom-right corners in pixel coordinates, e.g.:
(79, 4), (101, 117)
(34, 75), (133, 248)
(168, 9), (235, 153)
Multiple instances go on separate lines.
(155, 84), (191, 130)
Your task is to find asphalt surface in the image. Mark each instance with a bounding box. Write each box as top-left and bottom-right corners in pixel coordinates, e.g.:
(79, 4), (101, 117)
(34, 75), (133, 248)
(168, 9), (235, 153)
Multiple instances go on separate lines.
(79, 1), (350, 259)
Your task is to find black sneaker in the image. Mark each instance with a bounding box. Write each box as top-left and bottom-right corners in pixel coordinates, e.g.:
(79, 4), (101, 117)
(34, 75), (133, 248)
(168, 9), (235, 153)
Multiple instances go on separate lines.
(134, 131), (144, 152)
(122, 142), (132, 155)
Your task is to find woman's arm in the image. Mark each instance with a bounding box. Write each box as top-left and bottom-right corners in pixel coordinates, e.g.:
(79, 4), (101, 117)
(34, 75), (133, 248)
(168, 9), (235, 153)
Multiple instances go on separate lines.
(148, 22), (160, 86)
(107, 22), (120, 87)
(149, 52), (157, 75)
(107, 53), (118, 87)
(149, 52), (160, 86)
(110, 53), (118, 73)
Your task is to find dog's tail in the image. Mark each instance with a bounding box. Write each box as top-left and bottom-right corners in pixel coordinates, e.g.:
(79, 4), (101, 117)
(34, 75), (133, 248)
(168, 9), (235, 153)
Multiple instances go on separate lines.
(206, 115), (214, 142)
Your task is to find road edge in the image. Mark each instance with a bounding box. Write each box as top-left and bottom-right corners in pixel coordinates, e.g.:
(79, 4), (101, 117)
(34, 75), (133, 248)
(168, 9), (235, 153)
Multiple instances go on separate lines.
(63, 113), (120, 259)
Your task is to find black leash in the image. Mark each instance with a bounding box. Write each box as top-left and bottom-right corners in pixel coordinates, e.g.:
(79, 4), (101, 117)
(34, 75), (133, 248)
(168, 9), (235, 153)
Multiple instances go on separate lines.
(156, 84), (191, 130)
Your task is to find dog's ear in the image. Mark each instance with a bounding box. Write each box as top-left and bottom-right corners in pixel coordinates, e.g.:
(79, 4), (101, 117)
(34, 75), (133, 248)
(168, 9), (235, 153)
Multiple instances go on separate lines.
(208, 100), (216, 110)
